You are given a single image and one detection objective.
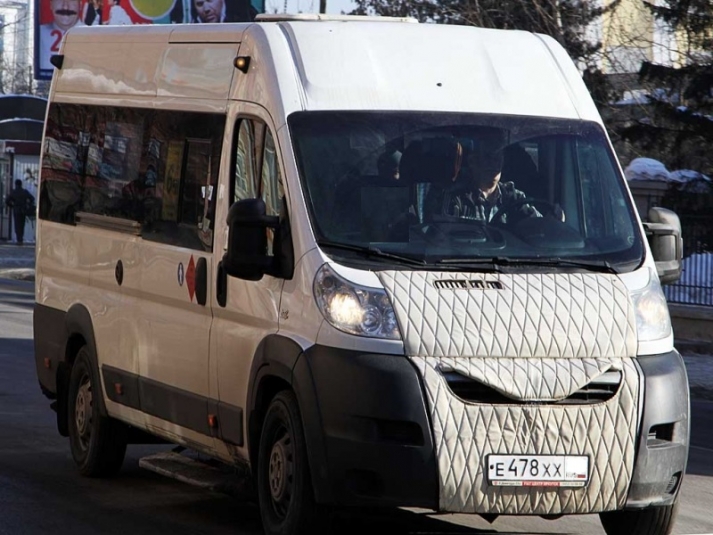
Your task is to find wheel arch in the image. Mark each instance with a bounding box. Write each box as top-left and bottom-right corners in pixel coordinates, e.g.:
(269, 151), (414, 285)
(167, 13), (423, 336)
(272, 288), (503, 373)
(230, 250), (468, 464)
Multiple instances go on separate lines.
(246, 334), (330, 503)
(57, 304), (108, 438)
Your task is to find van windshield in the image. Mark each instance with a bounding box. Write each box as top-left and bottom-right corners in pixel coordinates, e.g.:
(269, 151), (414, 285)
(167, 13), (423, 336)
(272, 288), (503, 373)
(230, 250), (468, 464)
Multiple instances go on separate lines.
(288, 111), (644, 272)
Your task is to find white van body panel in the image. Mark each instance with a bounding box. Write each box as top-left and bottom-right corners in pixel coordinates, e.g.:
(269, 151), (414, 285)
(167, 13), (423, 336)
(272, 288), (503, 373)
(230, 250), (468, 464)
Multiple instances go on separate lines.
(230, 27), (306, 125)
(277, 247), (327, 350)
(56, 25), (242, 99)
(270, 22), (593, 120)
(328, 259), (384, 288)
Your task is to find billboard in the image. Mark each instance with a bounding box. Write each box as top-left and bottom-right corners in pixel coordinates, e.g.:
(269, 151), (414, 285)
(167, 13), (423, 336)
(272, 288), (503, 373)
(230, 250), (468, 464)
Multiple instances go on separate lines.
(34, 0), (264, 81)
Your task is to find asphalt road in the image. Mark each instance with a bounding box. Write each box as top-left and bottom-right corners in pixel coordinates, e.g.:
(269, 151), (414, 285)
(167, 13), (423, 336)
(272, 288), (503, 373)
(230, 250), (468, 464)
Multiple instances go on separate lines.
(1, 277), (712, 535)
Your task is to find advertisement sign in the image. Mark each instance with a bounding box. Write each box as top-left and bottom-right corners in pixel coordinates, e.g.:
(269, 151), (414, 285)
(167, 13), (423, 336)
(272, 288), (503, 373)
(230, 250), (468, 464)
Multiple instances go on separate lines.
(34, 0), (264, 81)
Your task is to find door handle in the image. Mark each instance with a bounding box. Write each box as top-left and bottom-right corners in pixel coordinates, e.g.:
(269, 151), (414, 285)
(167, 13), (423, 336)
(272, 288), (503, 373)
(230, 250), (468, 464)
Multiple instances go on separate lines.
(115, 260), (123, 286)
(195, 257), (207, 306)
(216, 260), (227, 308)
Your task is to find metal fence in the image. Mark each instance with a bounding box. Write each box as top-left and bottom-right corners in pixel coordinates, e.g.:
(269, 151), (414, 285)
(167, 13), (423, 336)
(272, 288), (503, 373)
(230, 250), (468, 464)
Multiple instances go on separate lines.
(663, 215), (713, 306)
(637, 186), (713, 307)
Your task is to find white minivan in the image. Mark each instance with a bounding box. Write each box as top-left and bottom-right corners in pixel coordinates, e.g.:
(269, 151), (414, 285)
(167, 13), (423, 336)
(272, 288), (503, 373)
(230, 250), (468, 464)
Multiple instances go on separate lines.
(34, 14), (689, 535)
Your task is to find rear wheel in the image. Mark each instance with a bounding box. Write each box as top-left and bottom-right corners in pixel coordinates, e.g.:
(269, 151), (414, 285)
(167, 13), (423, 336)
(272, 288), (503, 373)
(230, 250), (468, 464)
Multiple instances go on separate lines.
(68, 346), (128, 477)
(600, 503), (679, 535)
(257, 390), (323, 535)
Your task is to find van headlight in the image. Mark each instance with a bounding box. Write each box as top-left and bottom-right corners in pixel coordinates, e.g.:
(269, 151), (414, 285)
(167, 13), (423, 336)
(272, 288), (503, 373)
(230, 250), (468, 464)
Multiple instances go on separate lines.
(630, 268), (672, 342)
(313, 264), (401, 340)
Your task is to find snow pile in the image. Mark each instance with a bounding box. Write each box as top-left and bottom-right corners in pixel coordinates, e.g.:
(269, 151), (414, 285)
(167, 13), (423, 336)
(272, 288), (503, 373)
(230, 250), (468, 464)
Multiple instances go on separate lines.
(670, 169), (710, 182)
(625, 158), (711, 185)
(625, 158), (673, 182)
(665, 252), (713, 306)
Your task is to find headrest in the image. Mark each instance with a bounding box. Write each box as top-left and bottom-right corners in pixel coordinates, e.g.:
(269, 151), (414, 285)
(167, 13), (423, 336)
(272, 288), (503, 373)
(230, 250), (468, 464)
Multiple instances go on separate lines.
(400, 138), (463, 186)
(501, 143), (538, 180)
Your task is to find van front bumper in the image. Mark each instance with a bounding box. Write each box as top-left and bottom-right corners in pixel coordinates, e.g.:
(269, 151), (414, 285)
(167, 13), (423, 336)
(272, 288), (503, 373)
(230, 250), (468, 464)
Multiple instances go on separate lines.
(293, 345), (438, 508)
(293, 347), (690, 512)
(625, 350), (690, 508)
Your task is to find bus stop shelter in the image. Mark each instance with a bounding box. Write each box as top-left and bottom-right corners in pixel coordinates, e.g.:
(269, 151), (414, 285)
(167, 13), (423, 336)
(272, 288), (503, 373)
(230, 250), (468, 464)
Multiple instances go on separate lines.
(0, 95), (46, 242)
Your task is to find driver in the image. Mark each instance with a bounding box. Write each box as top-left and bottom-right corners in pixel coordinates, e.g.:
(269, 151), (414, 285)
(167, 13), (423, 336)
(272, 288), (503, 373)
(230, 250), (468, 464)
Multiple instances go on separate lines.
(445, 131), (542, 224)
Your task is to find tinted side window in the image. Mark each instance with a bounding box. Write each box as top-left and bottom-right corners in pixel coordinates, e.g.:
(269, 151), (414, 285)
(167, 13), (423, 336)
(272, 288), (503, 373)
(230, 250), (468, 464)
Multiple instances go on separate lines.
(233, 119), (259, 203)
(39, 103), (225, 251)
(232, 118), (285, 254)
(261, 129), (284, 218)
(261, 129), (284, 254)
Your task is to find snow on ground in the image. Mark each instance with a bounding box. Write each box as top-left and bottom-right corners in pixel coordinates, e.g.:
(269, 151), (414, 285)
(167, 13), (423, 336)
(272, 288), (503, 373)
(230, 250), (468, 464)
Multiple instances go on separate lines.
(665, 253), (713, 306)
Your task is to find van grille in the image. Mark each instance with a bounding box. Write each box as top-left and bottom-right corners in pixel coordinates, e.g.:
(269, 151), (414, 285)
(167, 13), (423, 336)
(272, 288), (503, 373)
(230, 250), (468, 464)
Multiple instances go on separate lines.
(443, 370), (621, 405)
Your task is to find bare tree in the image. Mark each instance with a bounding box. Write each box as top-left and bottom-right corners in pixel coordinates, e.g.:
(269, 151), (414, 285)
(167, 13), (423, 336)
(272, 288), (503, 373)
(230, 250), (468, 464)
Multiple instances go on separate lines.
(0, 5), (34, 95)
(612, 0), (713, 176)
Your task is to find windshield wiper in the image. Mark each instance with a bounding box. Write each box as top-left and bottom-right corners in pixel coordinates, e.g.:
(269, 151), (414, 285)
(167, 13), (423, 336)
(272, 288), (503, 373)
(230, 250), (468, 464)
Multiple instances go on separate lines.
(480, 256), (619, 274)
(317, 240), (427, 266)
(437, 256), (617, 273)
(434, 258), (503, 273)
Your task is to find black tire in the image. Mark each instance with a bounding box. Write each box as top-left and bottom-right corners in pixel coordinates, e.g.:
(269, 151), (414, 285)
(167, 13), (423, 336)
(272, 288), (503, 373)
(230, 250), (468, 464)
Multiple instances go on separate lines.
(600, 502), (679, 535)
(257, 390), (322, 535)
(68, 346), (128, 477)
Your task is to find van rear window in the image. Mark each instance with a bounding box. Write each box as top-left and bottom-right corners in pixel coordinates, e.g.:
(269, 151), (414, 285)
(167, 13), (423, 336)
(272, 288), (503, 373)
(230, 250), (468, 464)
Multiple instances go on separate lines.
(39, 103), (225, 252)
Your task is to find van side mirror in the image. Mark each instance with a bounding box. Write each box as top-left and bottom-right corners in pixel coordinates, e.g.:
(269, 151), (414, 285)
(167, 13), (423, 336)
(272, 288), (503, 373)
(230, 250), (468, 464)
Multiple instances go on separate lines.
(222, 198), (294, 281)
(643, 207), (683, 285)
(223, 199), (278, 281)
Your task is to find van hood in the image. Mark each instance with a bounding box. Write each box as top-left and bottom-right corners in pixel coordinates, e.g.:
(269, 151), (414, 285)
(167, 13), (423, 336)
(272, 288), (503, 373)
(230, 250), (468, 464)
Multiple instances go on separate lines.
(377, 271), (637, 360)
(376, 271), (637, 400)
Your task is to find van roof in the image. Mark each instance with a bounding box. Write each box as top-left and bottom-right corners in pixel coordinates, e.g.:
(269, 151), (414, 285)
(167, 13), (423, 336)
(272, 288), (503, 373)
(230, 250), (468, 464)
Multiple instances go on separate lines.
(255, 13), (419, 23)
(54, 19), (600, 125)
(262, 21), (600, 121)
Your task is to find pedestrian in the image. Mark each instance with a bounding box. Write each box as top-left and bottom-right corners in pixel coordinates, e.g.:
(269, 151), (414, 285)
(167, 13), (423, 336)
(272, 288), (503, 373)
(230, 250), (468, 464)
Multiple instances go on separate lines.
(4, 179), (36, 245)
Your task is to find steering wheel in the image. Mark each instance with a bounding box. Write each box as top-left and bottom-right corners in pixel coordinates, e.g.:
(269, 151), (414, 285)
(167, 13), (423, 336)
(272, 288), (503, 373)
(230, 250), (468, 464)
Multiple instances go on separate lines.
(490, 197), (562, 226)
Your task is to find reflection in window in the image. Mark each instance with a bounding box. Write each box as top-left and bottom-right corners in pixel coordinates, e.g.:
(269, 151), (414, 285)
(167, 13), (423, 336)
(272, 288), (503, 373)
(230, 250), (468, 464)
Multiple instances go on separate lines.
(39, 103), (225, 251)
(261, 129), (284, 254)
(262, 129), (283, 217)
(234, 120), (257, 203)
(232, 118), (285, 257)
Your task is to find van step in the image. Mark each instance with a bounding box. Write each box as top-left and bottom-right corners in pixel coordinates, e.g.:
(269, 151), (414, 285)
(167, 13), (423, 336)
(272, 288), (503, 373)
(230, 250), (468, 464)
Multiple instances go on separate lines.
(138, 450), (253, 500)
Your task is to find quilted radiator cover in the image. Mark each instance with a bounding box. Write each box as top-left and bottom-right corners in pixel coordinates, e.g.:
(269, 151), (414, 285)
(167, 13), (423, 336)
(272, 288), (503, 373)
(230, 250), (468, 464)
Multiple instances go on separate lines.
(377, 271), (641, 514)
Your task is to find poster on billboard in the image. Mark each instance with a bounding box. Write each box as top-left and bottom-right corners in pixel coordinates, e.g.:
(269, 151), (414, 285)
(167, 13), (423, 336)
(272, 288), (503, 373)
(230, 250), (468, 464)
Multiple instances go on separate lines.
(34, 0), (264, 81)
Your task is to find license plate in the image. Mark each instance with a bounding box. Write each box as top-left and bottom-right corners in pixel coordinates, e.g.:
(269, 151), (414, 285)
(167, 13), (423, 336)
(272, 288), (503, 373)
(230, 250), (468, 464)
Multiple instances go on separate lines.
(487, 455), (589, 487)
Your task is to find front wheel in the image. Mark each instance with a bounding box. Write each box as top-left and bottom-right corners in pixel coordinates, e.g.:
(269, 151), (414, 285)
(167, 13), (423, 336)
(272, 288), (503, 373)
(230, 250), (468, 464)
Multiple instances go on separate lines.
(257, 390), (322, 535)
(68, 346), (128, 477)
(600, 503), (679, 535)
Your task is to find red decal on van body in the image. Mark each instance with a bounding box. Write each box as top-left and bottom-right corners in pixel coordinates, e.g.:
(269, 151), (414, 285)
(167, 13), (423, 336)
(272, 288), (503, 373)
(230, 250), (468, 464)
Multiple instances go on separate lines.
(186, 256), (196, 302)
